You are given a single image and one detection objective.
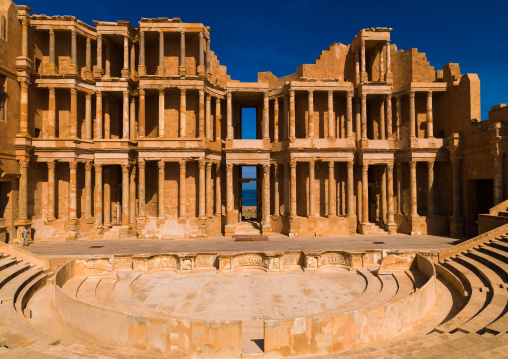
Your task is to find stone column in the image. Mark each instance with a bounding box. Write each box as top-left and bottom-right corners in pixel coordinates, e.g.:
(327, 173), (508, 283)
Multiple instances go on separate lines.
(47, 161), (56, 220)
(409, 91), (416, 138)
(215, 163), (221, 216)
(70, 88), (77, 138)
(309, 160), (316, 217)
(49, 29), (55, 67)
(85, 161), (92, 219)
(328, 90), (334, 139)
(362, 164), (369, 224)
(158, 160), (165, 218)
(19, 160), (29, 221)
(386, 41), (391, 81)
(426, 91), (433, 138)
(361, 94), (367, 139)
(85, 93), (92, 140)
(104, 97), (110, 139)
(205, 38), (211, 73)
(180, 89), (186, 138)
(396, 162), (402, 214)
(355, 49), (360, 83)
(179, 159), (187, 219)
(95, 91), (102, 139)
(96, 34), (102, 73)
(69, 161), (77, 220)
(198, 32), (205, 74)
(379, 99), (385, 140)
(122, 35), (129, 78)
(355, 98), (361, 141)
(308, 90), (314, 139)
(329, 161), (336, 217)
(226, 91), (233, 139)
(451, 158), (461, 219)
(274, 98), (279, 142)
(139, 89), (145, 138)
(179, 30), (186, 76)
(396, 96), (401, 140)
(19, 81), (29, 135)
(21, 18), (28, 57)
(158, 31), (164, 76)
(105, 44), (111, 78)
(205, 95), (211, 140)
(357, 167), (363, 223)
(387, 163), (396, 231)
(361, 39), (366, 81)
(123, 91), (130, 139)
(206, 162), (213, 217)
(130, 166), (136, 224)
(262, 164), (271, 227)
(494, 154), (503, 205)
(284, 163), (290, 216)
(215, 97), (221, 141)
(130, 43), (135, 75)
(410, 161), (417, 215)
(103, 167), (110, 227)
(226, 164), (234, 226)
(386, 94), (393, 140)
(346, 90), (353, 139)
(130, 96), (136, 141)
(94, 164), (102, 228)
(263, 92), (269, 140)
(138, 160), (145, 217)
(199, 160), (206, 218)
(138, 30), (146, 76)
(290, 160), (297, 217)
(347, 161), (354, 216)
(283, 95), (288, 140)
(86, 37), (91, 72)
(121, 165), (129, 225)
(274, 163), (280, 216)
(159, 88), (165, 138)
(379, 46), (384, 81)
(71, 29), (77, 67)
(381, 165), (387, 223)
(199, 89), (205, 138)
(427, 161), (434, 216)
(48, 87), (56, 138)
(289, 90), (296, 140)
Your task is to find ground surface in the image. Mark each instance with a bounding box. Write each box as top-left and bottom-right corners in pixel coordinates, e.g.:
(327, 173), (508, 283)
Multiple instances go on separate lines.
(23, 234), (461, 257)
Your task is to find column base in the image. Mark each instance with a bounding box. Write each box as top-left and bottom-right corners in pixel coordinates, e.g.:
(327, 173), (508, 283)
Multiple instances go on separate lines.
(136, 217), (146, 233)
(289, 216), (300, 237)
(83, 69), (93, 81)
(347, 214), (357, 235)
(120, 225), (131, 236)
(359, 222), (371, 235)
(67, 64), (78, 75)
(224, 224), (235, 237)
(197, 65), (205, 76)
(261, 223), (272, 236)
(387, 222), (397, 234)
(44, 63), (58, 75)
(157, 66), (165, 77)
(121, 68), (130, 78)
(449, 216), (464, 238)
(360, 72), (368, 83)
(138, 65), (147, 76)
(84, 216), (95, 224)
(64, 219), (78, 232)
(14, 219), (32, 246)
(179, 66), (187, 76)
(92, 66), (103, 79)
(410, 214), (421, 235)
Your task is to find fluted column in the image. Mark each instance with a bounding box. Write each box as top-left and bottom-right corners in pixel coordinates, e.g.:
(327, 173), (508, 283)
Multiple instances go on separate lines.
(179, 30), (186, 76)
(138, 30), (146, 75)
(215, 163), (221, 216)
(123, 91), (129, 139)
(396, 96), (401, 140)
(226, 164), (234, 225)
(105, 44), (111, 78)
(103, 167), (110, 227)
(47, 161), (56, 220)
(387, 163), (395, 227)
(122, 35), (129, 78)
(328, 90), (334, 139)
(290, 160), (297, 217)
(308, 90), (314, 139)
(121, 165), (129, 225)
(85, 161), (92, 218)
(21, 18), (28, 57)
(96, 34), (102, 73)
(19, 81), (29, 135)
(226, 91), (233, 139)
(361, 94), (367, 139)
(410, 161), (417, 215)
(139, 89), (145, 138)
(48, 87), (56, 138)
(206, 162), (213, 217)
(86, 37), (91, 72)
(205, 38), (211, 73)
(347, 161), (354, 216)
(355, 98), (361, 141)
(199, 90), (205, 138)
(379, 99), (385, 140)
(71, 29), (77, 68)
(361, 39), (367, 81)
(427, 161), (434, 216)
(355, 49), (360, 83)
(159, 88), (165, 138)
(179, 159), (187, 219)
(329, 161), (336, 217)
(85, 93), (92, 139)
(94, 164), (102, 228)
(396, 162), (402, 214)
(284, 163), (290, 216)
(346, 90), (353, 139)
(180, 89), (186, 138)
(262, 164), (271, 226)
(309, 160), (316, 217)
(69, 161), (77, 220)
(205, 95), (211, 140)
(130, 96), (136, 141)
(386, 94), (393, 140)
(426, 91), (433, 138)
(158, 160), (165, 218)
(130, 166), (136, 224)
(103, 97), (110, 139)
(215, 97), (221, 141)
(158, 31), (164, 76)
(381, 166), (387, 223)
(198, 32), (204, 75)
(274, 163), (280, 216)
(49, 28), (55, 66)
(199, 160), (206, 218)
(19, 160), (29, 221)
(95, 91), (102, 139)
(362, 164), (369, 224)
(386, 41), (391, 81)
(263, 92), (269, 139)
(70, 88), (77, 137)
(289, 90), (295, 140)
(409, 91), (416, 138)
(274, 98), (279, 142)
(138, 159), (145, 217)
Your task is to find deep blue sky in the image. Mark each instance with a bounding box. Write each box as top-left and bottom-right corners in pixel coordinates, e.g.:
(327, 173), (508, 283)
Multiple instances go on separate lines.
(28, 0), (508, 188)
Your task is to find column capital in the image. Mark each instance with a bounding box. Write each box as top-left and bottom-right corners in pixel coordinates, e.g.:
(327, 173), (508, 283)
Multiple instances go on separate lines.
(226, 163), (233, 173)
(199, 159), (206, 169)
(387, 163), (394, 175)
(290, 159), (297, 168)
(347, 161), (354, 169)
(121, 164), (130, 173)
(158, 159), (165, 169)
(47, 160), (56, 170)
(426, 160), (434, 170)
(96, 90), (102, 97)
(71, 28), (76, 35)
(19, 159), (29, 169)
(361, 93), (367, 100)
(70, 87), (77, 95)
(69, 160), (78, 170)
(159, 87), (165, 94)
(85, 92), (92, 100)
(362, 164), (369, 173)
(386, 93), (392, 100)
(21, 18), (29, 27)
(206, 94), (211, 102)
(20, 80), (29, 89)
(409, 161), (417, 169)
(180, 88), (186, 95)
(94, 163), (102, 173)
(49, 28), (54, 35)
(409, 91), (415, 99)
(179, 158), (187, 168)
(138, 159), (146, 169)
(85, 160), (92, 171)
(346, 90), (353, 98)
(206, 161), (212, 170)
(199, 89), (204, 96)
(289, 89), (295, 97)
(49, 86), (55, 95)
(199, 32), (204, 39)
(427, 90), (432, 97)
(139, 88), (145, 96)
(86, 37), (91, 44)
(180, 28), (185, 35)
(328, 160), (334, 168)
(263, 163), (270, 172)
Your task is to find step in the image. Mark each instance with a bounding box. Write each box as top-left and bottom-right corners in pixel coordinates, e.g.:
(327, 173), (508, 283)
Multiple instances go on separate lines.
(455, 254), (505, 289)
(14, 272), (48, 317)
(0, 325), (35, 349)
(443, 258), (488, 291)
(0, 258), (18, 272)
(390, 271), (416, 302)
(365, 273), (399, 308)
(486, 312), (508, 334)
(489, 239), (508, 253)
(467, 249), (508, 284)
(456, 291), (508, 334)
(0, 267), (44, 304)
(477, 244), (508, 264)
(0, 263), (30, 290)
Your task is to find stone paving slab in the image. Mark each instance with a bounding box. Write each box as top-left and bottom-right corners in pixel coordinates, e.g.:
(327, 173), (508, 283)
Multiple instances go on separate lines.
(21, 234), (464, 257)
